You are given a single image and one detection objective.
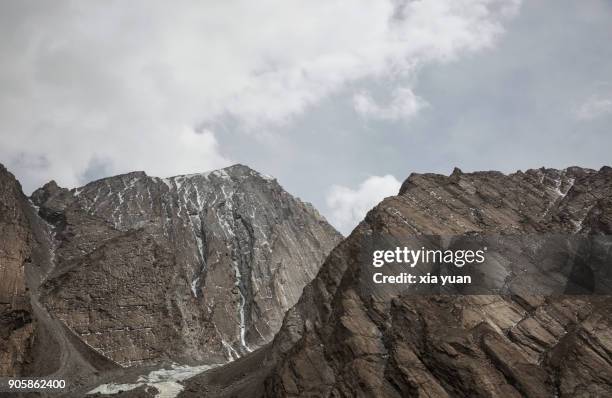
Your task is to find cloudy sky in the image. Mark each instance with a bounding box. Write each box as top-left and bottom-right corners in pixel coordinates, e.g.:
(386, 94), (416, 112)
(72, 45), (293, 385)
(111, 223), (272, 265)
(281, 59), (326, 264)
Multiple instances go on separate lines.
(1, 0), (611, 234)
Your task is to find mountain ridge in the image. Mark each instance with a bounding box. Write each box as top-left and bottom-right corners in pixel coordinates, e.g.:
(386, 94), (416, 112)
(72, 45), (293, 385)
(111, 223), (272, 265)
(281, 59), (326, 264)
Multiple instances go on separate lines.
(175, 165), (612, 398)
(0, 162), (342, 394)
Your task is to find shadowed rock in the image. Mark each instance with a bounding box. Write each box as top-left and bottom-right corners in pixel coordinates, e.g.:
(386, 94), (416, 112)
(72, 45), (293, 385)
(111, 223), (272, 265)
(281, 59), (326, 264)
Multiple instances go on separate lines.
(178, 166), (612, 398)
(0, 163), (342, 394)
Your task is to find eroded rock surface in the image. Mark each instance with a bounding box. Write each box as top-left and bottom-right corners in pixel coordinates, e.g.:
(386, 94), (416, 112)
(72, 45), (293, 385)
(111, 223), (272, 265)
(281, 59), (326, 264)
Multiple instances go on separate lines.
(179, 166), (612, 398)
(1, 163), (120, 384)
(31, 164), (341, 367)
(0, 164), (35, 376)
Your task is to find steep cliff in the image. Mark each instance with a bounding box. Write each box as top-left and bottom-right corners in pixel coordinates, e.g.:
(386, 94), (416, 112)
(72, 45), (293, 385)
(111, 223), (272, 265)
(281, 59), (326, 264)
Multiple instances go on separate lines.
(0, 164), (35, 376)
(179, 166), (612, 398)
(31, 164), (341, 368)
(1, 163), (126, 390)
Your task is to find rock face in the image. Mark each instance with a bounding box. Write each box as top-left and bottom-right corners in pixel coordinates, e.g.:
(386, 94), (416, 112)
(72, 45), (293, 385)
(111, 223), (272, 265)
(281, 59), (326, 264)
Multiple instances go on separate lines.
(3, 164), (611, 397)
(1, 164), (120, 383)
(180, 167), (612, 398)
(31, 164), (341, 367)
(0, 164), (35, 376)
(0, 162), (341, 385)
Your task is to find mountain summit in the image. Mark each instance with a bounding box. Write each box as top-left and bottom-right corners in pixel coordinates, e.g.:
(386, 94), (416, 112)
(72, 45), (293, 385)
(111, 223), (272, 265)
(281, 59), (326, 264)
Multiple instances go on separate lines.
(179, 166), (612, 398)
(1, 163), (341, 382)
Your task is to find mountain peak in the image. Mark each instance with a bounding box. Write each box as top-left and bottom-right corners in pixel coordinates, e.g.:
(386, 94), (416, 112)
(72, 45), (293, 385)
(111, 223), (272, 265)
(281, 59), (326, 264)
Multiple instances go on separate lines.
(167, 164), (275, 183)
(21, 162), (341, 368)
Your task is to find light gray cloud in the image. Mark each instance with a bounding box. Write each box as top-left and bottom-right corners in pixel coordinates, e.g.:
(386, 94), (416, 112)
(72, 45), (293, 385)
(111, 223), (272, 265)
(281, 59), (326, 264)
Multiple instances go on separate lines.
(575, 95), (612, 120)
(80, 156), (114, 184)
(353, 87), (427, 121)
(236, 0), (611, 234)
(3, 0), (611, 235)
(326, 175), (401, 235)
(0, 0), (520, 194)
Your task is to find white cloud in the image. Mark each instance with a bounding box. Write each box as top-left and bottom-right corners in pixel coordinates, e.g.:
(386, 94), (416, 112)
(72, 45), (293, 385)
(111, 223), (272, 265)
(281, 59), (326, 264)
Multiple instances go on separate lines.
(353, 87), (427, 121)
(133, 127), (230, 178)
(0, 0), (520, 191)
(326, 175), (401, 235)
(575, 96), (612, 120)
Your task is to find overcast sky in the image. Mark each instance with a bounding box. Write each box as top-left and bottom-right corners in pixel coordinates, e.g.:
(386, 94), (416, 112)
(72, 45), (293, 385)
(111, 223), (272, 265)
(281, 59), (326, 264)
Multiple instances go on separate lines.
(2, 0), (611, 234)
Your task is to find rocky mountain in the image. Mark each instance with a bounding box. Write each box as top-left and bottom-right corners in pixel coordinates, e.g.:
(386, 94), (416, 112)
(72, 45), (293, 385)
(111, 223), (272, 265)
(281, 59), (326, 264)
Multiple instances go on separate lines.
(0, 164), (36, 376)
(0, 163), (341, 386)
(178, 166), (612, 398)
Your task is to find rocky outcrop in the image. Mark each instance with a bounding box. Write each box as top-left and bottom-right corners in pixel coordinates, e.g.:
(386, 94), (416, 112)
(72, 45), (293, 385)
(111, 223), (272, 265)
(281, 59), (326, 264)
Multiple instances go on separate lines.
(31, 164), (341, 367)
(3, 164), (611, 397)
(1, 164), (121, 383)
(179, 166), (612, 398)
(0, 164), (35, 376)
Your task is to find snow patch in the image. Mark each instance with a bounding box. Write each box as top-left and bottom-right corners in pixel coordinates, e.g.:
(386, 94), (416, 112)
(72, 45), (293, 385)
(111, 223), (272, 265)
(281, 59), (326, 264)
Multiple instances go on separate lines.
(191, 277), (200, 298)
(232, 259), (251, 353)
(87, 383), (141, 395)
(160, 178), (173, 190)
(180, 171), (213, 180)
(221, 339), (240, 361)
(213, 169), (231, 180)
(88, 363), (220, 398)
(571, 218), (584, 233)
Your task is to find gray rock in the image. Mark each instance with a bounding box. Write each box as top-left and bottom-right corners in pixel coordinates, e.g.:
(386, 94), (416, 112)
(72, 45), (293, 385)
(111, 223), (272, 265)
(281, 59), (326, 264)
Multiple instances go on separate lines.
(179, 166), (612, 398)
(0, 162), (341, 393)
(0, 164), (35, 376)
(31, 164), (341, 367)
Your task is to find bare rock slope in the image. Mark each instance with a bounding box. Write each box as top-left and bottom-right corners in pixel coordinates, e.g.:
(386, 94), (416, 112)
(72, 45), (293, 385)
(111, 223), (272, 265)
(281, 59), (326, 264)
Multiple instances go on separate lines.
(0, 163), (341, 380)
(33, 164), (342, 367)
(180, 166), (612, 398)
(0, 164), (35, 376)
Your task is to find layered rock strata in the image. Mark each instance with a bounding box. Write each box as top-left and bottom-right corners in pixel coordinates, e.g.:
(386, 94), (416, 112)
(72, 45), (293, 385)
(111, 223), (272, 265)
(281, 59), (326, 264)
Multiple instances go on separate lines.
(179, 166), (612, 398)
(0, 163), (341, 385)
(33, 165), (342, 366)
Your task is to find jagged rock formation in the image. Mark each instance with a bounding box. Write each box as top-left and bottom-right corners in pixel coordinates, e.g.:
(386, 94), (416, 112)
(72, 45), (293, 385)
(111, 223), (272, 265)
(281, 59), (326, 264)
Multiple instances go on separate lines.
(31, 165), (341, 367)
(0, 164), (121, 386)
(0, 163), (341, 385)
(0, 164), (35, 376)
(179, 166), (612, 398)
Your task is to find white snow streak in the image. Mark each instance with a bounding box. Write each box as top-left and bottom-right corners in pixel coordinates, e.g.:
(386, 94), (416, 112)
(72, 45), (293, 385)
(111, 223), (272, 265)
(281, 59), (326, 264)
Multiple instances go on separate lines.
(191, 277), (200, 298)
